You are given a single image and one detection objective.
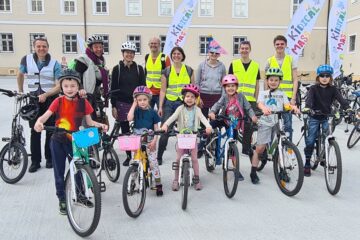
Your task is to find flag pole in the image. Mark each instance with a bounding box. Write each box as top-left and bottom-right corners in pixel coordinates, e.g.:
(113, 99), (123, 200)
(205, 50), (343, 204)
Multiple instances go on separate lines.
(325, 0), (331, 64)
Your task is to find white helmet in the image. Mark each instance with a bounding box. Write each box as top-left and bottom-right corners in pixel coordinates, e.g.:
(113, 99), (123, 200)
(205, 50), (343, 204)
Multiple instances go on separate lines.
(121, 41), (137, 52)
(87, 35), (104, 47)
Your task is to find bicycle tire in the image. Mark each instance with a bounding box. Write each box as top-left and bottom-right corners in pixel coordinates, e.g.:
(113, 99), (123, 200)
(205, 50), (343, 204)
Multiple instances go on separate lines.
(65, 164), (101, 237)
(273, 140), (304, 197)
(122, 165), (146, 218)
(181, 160), (190, 210)
(0, 142), (28, 184)
(347, 122), (360, 149)
(204, 134), (216, 172)
(103, 148), (121, 182)
(325, 140), (342, 195)
(223, 142), (239, 198)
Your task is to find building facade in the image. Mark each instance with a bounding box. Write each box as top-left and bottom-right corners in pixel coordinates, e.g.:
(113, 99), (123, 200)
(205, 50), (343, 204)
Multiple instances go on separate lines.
(0, 0), (358, 79)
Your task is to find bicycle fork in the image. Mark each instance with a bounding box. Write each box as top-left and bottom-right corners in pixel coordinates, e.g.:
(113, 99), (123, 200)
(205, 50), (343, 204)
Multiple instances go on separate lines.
(69, 159), (92, 202)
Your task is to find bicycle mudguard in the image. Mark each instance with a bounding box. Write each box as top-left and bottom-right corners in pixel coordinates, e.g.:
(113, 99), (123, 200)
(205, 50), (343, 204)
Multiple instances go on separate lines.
(72, 127), (100, 148)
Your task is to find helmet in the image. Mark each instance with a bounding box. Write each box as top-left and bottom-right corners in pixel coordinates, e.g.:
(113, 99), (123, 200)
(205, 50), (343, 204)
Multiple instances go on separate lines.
(316, 64), (334, 75)
(181, 84), (200, 98)
(87, 35), (104, 47)
(121, 41), (137, 52)
(20, 104), (39, 121)
(266, 67), (283, 79)
(58, 69), (82, 92)
(133, 85), (152, 99)
(221, 74), (238, 86)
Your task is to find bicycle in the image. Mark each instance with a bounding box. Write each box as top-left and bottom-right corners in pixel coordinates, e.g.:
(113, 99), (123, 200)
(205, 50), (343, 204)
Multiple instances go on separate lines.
(0, 88), (37, 184)
(121, 129), (163, 217)
(347, 110), (360, 149)
(204, 115), (240, 198)
(296, 73), (312, 110)
(44, 126), (101, 237)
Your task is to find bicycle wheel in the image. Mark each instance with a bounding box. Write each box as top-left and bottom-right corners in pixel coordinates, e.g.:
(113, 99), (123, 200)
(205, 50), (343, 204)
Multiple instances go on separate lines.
(347, 122), (360, 149)
(0, 142), (28, 184)
(181, 160), (190, 210)
(325, 140), (342, 195)
(223, 142), (239, 198)
(122, 165), (146, 218)
(65, 164), (101, 237)
(204, 134), (216, 172)
(103, 148), (120, 182)
(273, 140), (304, 197)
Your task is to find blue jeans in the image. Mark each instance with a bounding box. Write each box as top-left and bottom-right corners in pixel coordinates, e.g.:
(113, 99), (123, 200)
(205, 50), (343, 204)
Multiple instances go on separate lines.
(304, 117), (329, 160)
(282, 111), (293, 142)
(150, 95), (160, 110)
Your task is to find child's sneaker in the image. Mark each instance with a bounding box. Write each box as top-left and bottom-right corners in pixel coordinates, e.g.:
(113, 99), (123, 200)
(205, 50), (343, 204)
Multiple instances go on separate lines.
(250, 172), (260, 184)
(304, 165), (311, 177)
(172, 180), (179, 191)
(156, 184), (163, 196)
(59, 200), (67, 215)
(193, 176), (203, 191)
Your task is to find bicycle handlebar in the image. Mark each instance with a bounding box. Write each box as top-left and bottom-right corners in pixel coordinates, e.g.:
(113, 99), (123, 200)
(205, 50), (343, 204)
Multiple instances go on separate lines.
(43, 126), (74, 134)
(0, 88), (38, 100)
(117, 129), (165, 138)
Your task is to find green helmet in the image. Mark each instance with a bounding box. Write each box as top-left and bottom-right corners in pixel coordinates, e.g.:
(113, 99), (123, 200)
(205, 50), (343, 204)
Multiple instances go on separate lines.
(266, 67), (283, 79)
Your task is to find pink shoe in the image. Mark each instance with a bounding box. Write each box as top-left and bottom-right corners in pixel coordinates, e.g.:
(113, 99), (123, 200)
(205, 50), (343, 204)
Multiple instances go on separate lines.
(172, 180), (179, 191)
(193, 175), (202, 191)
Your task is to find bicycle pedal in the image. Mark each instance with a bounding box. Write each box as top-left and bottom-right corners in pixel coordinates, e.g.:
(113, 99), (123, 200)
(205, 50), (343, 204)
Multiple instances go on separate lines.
(172, 162), (179, 170)
(2, 137), (10, 142)
(99, 182), (106, 192)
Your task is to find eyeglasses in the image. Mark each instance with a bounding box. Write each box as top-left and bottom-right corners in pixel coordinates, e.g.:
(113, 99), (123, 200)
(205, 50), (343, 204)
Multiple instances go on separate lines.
(209, 52), (220, 55)
(319, 74), (331, 78)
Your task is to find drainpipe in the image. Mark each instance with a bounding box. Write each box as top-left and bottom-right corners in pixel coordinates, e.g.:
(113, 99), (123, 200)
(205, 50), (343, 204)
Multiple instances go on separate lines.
(325, 0), (331, 64)
(83, 0), (87, 38)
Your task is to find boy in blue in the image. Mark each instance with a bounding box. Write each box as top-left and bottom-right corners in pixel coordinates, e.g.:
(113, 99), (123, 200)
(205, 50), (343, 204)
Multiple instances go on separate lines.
(303, 65), (350, 177)
(127, 86), (163, 196)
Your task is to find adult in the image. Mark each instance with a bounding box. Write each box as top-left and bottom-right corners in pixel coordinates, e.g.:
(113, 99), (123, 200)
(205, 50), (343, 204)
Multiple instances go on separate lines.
(17, 36), (62, 172)
(144, 37), (171, 109)
(157, 46), (195, 165)
(265, 35), (298, 141)
(195, 46), (226, 157)
(110, 41), (146, 166)
(228, 40), (261, 155)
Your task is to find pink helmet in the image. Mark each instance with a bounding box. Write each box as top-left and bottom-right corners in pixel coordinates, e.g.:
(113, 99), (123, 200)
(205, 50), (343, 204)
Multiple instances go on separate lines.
(133, 85), (152, 99)
(181, 84), (200, 98)
(222, 74), (238, 86)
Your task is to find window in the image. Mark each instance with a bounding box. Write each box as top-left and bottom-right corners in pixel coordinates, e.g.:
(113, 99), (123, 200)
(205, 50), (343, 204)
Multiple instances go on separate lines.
(0, 33), (13, 52)
(93, 0), (108, 15)
(127, 35), (141, 54)
(198, 0), (214, 17)
(61, 0), (77, 14)
(233, 0), (248, 18)
(349, 35), (356, 52)
(126, 0), (142, 16)
(199, 36), (213, 55)
(233, 36), (247, 55)
(158, 0), (173, 16)
(29, 33), (45, 53)
(94, 34), (109, 54)
(292, 0), (303, 15)
(62, 34), (77, 53)
(0, 0), (11, 12)
(28, 0), (44, 13)
(351, 0), (359, 3)
(160, 35), (166, 52)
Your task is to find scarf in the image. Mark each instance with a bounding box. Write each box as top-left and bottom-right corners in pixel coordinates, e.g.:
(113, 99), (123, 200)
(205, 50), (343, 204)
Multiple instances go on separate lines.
(86, 48), (109, 106)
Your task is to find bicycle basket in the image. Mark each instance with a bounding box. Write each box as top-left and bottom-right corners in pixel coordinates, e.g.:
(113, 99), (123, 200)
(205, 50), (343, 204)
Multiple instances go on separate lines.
(72, 127), (100, 148)
(177, 134), (197, 150)
(118, 135), (141, 151)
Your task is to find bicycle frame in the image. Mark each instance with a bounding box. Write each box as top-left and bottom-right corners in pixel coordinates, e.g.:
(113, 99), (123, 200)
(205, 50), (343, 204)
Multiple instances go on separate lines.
(128, 146), (148, 193)
(177, 149), (193, 187)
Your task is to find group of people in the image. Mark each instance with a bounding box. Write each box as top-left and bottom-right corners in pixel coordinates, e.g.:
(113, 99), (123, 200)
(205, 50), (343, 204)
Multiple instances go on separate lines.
(16, 34), (351, 215)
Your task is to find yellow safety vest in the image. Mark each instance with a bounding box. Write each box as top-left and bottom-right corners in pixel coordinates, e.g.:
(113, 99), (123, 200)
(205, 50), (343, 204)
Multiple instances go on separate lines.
(165, 64), (191, 101)
(268, 55), (293, 98)
(232, 59), (259, 102)
(145, 53), (163, 89)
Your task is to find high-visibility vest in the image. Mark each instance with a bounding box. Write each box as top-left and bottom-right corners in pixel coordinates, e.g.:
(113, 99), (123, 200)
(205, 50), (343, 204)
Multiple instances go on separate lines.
(26, 54), (56, 92)
(145, 53), (164, 89)
(165, 64), (191, 101)
(232, 59), (259, 102)
(268, 55), (293, 98)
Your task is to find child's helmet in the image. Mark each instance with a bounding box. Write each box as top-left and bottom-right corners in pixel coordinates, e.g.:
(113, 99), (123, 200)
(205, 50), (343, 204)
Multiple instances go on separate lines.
(266, 67), (283, 79)
(316, 64), (334, 75)
(87, 35), (104, 47)
(133, 85), (152, 99)
(121, 41), (137, 52)
(58, 69), (82, 92)
(181, 84), (200, 98)
(221, 74), (238, 86)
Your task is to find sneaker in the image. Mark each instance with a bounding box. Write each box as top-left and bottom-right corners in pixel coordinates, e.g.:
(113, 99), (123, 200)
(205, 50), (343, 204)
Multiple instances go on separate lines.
(156, 184), (163, 196)
(123, 157), (131, 167)
(250, 172), (260, 184)
(197, 150), (204, 159)
(59, 200), (67, 215)
(279, 169), (291, 182)
(192, 176), (203, 191)
(172, 180), (179, 191)
(28, 163), (41, 173)
(238, 171), (245, 181)
(77, 195), (94, 208)
(157, 158), (163, 166)
(304, 165), (311, 177)
(45, 159), (53, 169)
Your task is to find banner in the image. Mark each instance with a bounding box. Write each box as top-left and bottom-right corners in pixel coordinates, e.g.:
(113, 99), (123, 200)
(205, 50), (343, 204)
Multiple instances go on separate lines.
(163, 0), (198, 56)
(285, 0), (326, 62)
(328, 0), (347, 78)
(77, 33), (86, 54)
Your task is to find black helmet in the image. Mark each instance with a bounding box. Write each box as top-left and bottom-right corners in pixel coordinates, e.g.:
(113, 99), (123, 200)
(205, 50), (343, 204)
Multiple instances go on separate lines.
(59, 69), (81, 88)
(20, 104), (39, 121)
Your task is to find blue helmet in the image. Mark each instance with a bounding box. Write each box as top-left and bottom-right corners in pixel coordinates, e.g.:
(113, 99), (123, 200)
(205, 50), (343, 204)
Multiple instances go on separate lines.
(316, 64), (334, 75)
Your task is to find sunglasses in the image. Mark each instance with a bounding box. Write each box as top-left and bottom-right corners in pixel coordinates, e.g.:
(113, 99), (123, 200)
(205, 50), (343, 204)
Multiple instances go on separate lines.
(209, 52), (220, 55)
(319, 74), (331, 78)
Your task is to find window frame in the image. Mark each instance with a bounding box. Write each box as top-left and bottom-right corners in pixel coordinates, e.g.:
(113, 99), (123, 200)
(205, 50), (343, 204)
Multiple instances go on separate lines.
(29, 33), (45, 53)
(158, 0), (173, 17)
(348, 34), (357, 53)
(290, 0), (303, 18)
(94, 34), (109, 55)
(232, 35), (247, 56)
(61, 0), (77, 15)
(126, 0), (142, 16)
(92, 0), (109, 15)
(127, 34), (142, 55)
(232, 0), (248, 18)
(199, 35), (213, 56)
(0, 32), (14, 53)
(198, 0), (214, 18)
(27, 0), (44, 14)
(62, 33), (78, 54)
(0, 0), (12, 13)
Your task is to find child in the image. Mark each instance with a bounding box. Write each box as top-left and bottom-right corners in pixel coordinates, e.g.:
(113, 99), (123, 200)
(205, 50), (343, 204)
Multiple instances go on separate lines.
(303, 64), (350, 177)
(127, 86), (163, 196)
(208, 74), (257, 181)
(34, 69), (107, 215)
(161, 84), (212, 191)
(251, 68), (299, 184)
